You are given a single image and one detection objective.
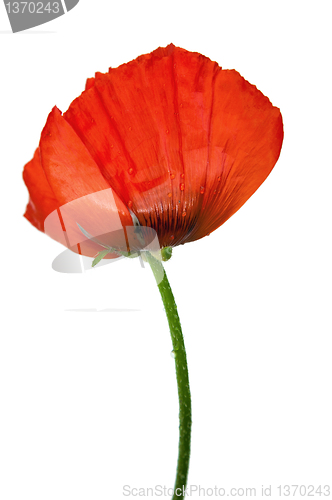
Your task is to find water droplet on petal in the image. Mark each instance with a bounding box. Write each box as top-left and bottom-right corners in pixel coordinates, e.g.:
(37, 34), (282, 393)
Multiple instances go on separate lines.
(128, 200), (133, 208)
(128, 168), (134, 175)
(170, 235), (174, 240)
(180, 173), (185, 179)
(166, 129), (169, 134)
(180, 183), (185, 191)
(217, 176), (221, 182)
(182, 211), (186, 217)
(170, 173), (175, 180)
(129, 126), (132, 131)
(167, 192), (172, 197)
(200, 186), (205, 194)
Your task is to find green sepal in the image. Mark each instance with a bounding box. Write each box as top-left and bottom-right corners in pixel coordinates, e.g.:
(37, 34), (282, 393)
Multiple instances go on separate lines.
(92, 249), (111, 267)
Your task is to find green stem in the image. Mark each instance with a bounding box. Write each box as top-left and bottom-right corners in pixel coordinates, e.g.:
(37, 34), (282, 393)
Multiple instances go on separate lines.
(145, 252), (192, 500)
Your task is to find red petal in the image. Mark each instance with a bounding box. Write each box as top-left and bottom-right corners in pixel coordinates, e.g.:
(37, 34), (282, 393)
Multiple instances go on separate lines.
(62, 45), (282, 248)
(38, 106), (134, 256)
(186, 68), (283, 242)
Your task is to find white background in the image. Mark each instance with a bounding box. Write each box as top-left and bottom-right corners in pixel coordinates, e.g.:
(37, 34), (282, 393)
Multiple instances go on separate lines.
(1, 1), (331, 499)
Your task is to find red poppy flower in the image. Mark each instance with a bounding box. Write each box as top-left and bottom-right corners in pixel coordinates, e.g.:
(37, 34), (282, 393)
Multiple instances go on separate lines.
(22, 44), (284, 495)
(23, 44), (283, 258)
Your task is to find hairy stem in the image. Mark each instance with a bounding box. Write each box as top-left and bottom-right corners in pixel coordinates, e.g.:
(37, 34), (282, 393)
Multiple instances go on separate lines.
(145, 252), (192, 500)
